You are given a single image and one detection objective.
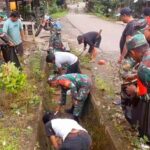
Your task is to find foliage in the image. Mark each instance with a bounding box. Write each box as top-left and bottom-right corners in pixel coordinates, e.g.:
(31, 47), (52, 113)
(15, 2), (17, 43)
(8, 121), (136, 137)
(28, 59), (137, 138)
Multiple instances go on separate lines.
(29, 52), (43, 80)
(87, 0), (120, 17)
(51, 10), (68, 19)
(0, 127), (20, 150)
(95, 76), (115, 98)
(0, 63), (27, 94)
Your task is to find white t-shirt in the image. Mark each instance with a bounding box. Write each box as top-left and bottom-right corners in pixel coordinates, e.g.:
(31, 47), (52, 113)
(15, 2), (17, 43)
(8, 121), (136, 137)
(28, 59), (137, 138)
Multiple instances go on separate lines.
(51, 119), (87, 141)
(55, 52), (78, 68)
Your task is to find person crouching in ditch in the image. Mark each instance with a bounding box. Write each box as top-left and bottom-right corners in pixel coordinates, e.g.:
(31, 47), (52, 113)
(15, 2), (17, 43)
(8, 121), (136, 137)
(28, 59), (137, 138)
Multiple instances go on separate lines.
(47, 73), (92, 122)
(77, 31), (102, 62)
(46, 51), (81, 74)
(42, 111), (92, 150)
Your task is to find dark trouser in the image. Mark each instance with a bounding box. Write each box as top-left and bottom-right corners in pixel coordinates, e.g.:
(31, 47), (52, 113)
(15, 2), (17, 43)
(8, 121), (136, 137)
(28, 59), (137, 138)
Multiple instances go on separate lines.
(60, 131), (92, 150)
(1, 45), (21, 68)
(16, 43), (24, 56)
(67, 60), (81, 74)
(121, 83), (140, 125)
(61, 85), (91, 117)
(88, 36), (101, 53)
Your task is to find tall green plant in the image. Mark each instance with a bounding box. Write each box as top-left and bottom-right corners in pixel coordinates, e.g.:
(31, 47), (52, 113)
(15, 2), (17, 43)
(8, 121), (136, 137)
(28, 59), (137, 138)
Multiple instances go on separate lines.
(0, 63), (27, 94)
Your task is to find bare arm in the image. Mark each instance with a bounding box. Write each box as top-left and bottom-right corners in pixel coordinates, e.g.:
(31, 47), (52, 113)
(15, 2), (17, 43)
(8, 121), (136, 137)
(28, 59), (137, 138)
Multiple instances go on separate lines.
(20, 30), (24, 41)
(118, 35), (132, 63)
(50, 136), (60, 150)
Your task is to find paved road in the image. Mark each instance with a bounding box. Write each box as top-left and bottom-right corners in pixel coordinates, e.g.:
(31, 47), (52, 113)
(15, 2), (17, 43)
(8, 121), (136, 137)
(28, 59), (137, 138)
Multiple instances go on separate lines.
(67, 3), (125, 54)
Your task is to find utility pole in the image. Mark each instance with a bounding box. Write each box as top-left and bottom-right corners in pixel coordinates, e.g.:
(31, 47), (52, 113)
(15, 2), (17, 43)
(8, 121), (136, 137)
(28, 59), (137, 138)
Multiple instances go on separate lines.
(5, 0), (10, 17)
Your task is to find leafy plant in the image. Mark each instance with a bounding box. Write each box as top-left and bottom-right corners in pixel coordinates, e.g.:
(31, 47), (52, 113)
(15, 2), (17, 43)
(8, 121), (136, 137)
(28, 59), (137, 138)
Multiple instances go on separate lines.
(0, 62), (27, 94)
(29, 53), (42, 80)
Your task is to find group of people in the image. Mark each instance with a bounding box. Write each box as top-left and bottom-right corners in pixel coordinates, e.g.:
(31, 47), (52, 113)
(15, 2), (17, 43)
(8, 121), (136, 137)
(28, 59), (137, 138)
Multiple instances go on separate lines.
(118, 7), (150, 140)
(43, 16), (98, 150)
(0, 11), (24, 68)
(2, 6), (150, 150)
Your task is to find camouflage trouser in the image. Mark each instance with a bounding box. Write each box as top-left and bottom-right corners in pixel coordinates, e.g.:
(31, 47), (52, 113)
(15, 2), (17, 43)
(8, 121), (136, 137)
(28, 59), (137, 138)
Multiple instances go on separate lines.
(60, 85), (91, 117)
(73, 86), (91, 117)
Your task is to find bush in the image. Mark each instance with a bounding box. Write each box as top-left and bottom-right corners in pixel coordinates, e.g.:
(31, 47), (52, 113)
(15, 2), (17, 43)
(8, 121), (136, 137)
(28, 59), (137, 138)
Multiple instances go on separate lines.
(0, 62), (27, 94)
(48, 3), (59, 14)
(87, 0), (120, 17)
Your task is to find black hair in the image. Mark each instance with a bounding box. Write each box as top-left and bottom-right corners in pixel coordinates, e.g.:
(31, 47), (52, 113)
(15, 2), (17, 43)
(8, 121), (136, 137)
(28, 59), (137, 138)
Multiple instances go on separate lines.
(143, 7), (150, 17)
(77, 35), (83, 41)
(46, 53), (55, 63)
(77, 35), (83, 44)
(42, 111), (55, 124)
(10, 11), (20, 18)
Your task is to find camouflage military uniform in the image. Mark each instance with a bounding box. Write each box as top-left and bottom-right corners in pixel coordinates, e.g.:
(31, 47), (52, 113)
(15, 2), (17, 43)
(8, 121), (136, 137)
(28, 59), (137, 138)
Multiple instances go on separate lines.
(119, 57), (136, 82)
(58, 73), (92, 117)
(126, 33), (150, 139)
(49, 32), (64, 52)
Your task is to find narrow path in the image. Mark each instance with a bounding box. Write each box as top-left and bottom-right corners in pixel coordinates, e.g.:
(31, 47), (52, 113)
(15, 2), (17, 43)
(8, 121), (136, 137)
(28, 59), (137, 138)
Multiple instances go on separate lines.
(66, 4), (124, 54)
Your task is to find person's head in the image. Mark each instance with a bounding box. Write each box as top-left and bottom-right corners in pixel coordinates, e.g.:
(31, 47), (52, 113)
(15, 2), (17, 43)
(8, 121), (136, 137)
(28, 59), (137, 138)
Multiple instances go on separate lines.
(77, 35), (84, 44)
(143, 7), (150, 17)
(56, 29), (61, 34)
(10, 11), (19, 22)
(42, 111), (55, 124)
(126, 34), (149, 62)
(46, 53), (55, 63)
(47, 75), (59, 87)
(119, 7), (133, 23)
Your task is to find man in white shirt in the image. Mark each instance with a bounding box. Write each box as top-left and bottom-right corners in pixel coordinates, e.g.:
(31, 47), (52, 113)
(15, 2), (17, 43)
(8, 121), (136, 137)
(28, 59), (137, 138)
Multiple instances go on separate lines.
(46, 52), (81, 74)
(43, 111), (92, 150)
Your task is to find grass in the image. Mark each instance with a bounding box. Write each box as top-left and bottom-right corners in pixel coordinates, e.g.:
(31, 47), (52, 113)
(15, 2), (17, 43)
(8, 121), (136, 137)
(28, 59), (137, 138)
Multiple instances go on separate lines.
(88, 12), (118, 22)
(71, 48), (91, 69)
(51, 10), (68, 19)
(0, 127), (20, 150)
(95, 76), (115, 98)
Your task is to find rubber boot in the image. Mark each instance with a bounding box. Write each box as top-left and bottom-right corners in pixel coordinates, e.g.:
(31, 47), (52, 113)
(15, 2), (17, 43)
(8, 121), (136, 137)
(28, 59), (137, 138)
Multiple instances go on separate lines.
(65, 105), (74, 114)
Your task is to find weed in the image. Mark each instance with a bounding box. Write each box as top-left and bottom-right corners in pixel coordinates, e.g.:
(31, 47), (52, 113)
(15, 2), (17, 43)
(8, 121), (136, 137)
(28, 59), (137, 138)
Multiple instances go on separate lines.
(51, 10), (68, 19)
(28, 95), (41, 106)
(0, 127), (20, 150)
(29, 52), (42, 81)
(0, 62), (27, 94)
(95, 76), (115, 98)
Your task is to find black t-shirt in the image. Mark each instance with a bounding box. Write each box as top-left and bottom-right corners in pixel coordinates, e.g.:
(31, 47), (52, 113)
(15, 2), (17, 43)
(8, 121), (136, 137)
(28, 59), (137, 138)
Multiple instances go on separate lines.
(45, 121), (55, 137)
(120, 20), (136, 53)
(83, 31), (98, 48)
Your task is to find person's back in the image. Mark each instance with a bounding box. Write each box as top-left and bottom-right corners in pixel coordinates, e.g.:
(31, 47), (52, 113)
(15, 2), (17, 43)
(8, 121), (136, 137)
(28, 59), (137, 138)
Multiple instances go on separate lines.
(50, 118), (86, 140)
(43, 113), (92, 150)
(83, 31), (98, 44)
(55, 52), (78, 67)
(58, 73), (91, 88)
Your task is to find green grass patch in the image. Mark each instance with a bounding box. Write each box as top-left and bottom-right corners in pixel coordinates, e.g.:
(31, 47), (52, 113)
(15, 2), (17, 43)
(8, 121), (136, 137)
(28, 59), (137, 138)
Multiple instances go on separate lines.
(51, 10), (68, 19)
(0, 127), (20, 150)
(88, 12), (118, 22)
(95, 76), (115, 98)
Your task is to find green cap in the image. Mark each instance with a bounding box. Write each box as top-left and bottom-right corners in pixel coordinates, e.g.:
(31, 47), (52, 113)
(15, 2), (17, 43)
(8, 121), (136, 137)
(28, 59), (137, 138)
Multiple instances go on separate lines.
(126, 33), (148, 51)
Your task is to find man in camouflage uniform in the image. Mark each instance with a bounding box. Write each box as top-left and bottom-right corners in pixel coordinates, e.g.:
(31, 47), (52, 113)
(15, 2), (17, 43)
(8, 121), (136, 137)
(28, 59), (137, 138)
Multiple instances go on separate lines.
(125, 33), (150, 139)
(47, 73), (92, 122)
(49, 29), (65, 52)
(119, 56), (138, 124)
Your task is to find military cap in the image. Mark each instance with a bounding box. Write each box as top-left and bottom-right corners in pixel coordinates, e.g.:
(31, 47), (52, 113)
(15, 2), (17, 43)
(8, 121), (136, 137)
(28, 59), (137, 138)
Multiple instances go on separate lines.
(126, 33), (148, 51)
